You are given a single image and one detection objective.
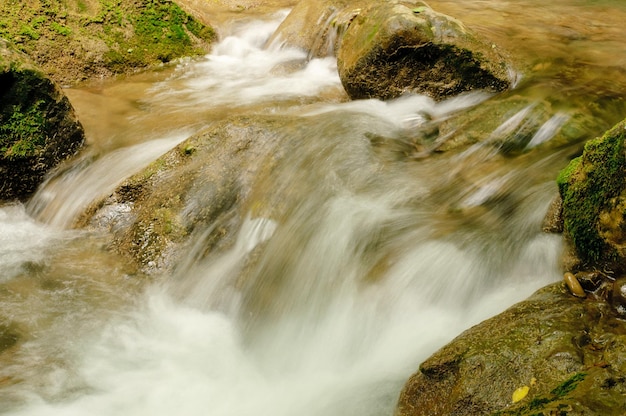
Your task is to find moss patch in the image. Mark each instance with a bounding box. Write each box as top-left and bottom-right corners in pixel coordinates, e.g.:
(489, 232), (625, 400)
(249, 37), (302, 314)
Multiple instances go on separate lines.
(557, 120), (626, 267)
(0, 66), (51, 160)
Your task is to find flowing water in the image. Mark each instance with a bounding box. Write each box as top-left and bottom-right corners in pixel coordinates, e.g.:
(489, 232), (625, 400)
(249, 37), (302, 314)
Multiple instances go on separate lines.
(2, 2), (626, 415)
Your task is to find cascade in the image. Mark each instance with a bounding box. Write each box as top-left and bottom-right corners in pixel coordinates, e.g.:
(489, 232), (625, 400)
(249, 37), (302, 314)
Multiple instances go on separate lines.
(6, 4), (624, 415)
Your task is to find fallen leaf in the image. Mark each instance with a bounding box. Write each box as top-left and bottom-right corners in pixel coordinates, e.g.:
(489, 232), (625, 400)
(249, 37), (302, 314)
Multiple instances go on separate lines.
(512, 385), (530, 403)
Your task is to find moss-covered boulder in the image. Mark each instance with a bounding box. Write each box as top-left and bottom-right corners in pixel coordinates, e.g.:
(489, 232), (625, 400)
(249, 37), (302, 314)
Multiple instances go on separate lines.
(395, 283), (626, 416)
(0, 0), (216, 86)
(0, 39), (85, 201)
(336, 0), (511, 100)
(556, 120), (626, 273)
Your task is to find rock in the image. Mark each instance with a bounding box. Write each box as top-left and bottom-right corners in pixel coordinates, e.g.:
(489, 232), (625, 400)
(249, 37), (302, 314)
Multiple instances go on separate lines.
(77, 114), (315, 274)
(77, 110), (386, 281)
(564, 272), (586, 298)
(0, 0), (216, 86)
(271, 0), (512, 101)
(336, 1), (512, 100)
(0, 39), (85, 201)
(556, 119), (626, 274)
(542, 194), (563, 233)
(268, 0), (362, 57)
(395, 283), (626, 416)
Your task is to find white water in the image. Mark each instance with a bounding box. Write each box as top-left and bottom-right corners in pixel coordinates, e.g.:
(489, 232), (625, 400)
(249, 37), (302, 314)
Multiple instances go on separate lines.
(0, 12), (565, 416)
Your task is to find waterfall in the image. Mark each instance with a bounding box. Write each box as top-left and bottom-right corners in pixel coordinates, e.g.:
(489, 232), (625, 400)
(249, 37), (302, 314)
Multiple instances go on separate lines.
(0, 10), (568, 416)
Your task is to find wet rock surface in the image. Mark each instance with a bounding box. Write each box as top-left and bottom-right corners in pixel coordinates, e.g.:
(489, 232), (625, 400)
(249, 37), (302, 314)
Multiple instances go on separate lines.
(395, 283), (626, 416)
(78, 115), (292, 274)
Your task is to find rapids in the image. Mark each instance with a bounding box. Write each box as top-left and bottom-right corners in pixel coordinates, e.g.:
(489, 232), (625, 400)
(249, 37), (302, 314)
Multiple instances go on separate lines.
(1, 2), (626, 415)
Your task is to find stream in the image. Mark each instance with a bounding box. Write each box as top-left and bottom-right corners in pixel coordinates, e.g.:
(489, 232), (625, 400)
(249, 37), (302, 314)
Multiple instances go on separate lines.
(2, 2), (626, 415)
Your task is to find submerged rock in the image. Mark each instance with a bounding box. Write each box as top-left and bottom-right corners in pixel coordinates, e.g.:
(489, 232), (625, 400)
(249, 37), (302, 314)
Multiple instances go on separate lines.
(78, 115), (292, 274)
(395, 283), (626, 416)
(0, 39), (85, 201)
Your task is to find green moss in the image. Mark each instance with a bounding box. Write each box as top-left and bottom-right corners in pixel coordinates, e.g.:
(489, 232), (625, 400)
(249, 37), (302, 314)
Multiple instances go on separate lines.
(0, 101), (48, 158)
(101, 0), (215, 70)
(557, 121), (626, 265)
(550, 372), (586, 398)
(492, 373), (587, 416)
(50, 22), (71, 36)
(0, 66), (52, 159)
(18, 24), (40, 40)
(556, 156), (581, 190)
(106, 0), (215, 69)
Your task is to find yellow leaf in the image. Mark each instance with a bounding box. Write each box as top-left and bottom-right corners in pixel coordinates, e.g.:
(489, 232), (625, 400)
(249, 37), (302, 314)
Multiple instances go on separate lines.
(512, 385), (530, 403)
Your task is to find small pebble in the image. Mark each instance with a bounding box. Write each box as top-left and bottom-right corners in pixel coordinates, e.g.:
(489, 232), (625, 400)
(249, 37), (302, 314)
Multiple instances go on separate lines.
(564, 272), (586, 298)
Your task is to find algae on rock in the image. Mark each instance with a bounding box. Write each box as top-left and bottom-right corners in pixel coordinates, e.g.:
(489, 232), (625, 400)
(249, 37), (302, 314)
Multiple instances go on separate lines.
(557, 120), (626, 272)
(0, 39), (85, 201)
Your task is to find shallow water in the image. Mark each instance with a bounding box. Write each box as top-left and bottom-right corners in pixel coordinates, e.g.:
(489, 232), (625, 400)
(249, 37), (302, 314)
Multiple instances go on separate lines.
(1, 2), (625, 415)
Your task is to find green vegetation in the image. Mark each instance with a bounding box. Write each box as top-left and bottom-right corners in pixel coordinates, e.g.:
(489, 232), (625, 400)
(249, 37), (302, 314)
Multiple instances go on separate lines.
(0, 64), (52, 160)
(549, 372), (586, 398)
(50, 22), (71, 36)
(0, 100), (47, 159)
(0, 0), (216, 85)
(557, 121), (626, 266)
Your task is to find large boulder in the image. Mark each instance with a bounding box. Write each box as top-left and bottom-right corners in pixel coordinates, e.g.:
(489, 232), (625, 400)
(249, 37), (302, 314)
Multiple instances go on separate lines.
(270, 0), (512, 101)
(395, 282), (626, 416)
(336, 1), (512, 100)
(0, 39), (85, 201)
(76, 110), (387, 279)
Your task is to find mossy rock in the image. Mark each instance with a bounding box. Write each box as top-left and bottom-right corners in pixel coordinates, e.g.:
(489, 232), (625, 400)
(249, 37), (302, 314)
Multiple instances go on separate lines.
(0, 39), (85, 201)
(556, 119), (626, 272)
(336, 0), (511, 100)
(395, 283), (626, 416)
(0, 0), (216, 86)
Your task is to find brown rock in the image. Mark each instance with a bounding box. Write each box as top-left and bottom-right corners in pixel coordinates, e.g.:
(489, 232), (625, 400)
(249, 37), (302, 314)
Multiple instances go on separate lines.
(336, 1), (512, 100)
